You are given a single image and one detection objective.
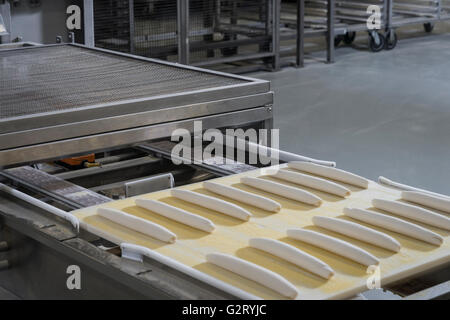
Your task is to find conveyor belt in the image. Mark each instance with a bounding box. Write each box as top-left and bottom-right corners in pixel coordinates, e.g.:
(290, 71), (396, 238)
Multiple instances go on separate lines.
(2, 166), (111, 208)
(72, 164), (450, 299)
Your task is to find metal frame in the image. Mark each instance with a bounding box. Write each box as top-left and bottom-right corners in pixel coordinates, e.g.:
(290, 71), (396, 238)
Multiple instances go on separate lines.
(334, 0), (388, 33)
(281, 0), (338, 67)
(0, 43), (273, 168)
(83, 0), (95, 47)
(181, 0), (281, 69)
(89, 0), (281, 70)
(389, 0), (450, 29)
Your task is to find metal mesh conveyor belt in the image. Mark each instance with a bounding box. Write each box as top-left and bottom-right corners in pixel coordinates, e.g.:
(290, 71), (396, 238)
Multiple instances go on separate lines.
(0, 45), (247, 119)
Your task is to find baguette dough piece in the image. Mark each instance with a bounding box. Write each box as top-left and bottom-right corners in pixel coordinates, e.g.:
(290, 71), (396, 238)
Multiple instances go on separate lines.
(203, 181), (281, 212)
(249, 238), (334, 279)
(287, 229), (379, 266)
(288, 162), (369, 189)
(97, 208), (176, 243)
(372, 199), (450, 231)
(171, 189), (251, 221)
(402, 191), (450, 214)
(273, 169), (351, 197)
(135, 199), (215, 233)
(240, 177), (322, 207)
(206, 253), (298, 299)
(343, 208), (443, 246)
(312, 216), (401, 252)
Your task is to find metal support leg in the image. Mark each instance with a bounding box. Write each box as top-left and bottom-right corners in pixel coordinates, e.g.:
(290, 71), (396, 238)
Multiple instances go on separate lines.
(204, 0), (214, 58)
(326, 0), (335, 63)
(177, 0), (190, 65)
(83, 0), (95, 47)
(386, 0), (392, 36)
(129, 0), (135, 54)
(296, 0), (305, 67)
(272, 0), (281, 71)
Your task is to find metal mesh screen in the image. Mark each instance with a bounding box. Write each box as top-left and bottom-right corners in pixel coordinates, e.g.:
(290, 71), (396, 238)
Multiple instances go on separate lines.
(93, 0), (274, 64)
(94, 0), (132, 53)
(134, 0), (178, 61)
(0, 45), (247, 119)
(188, 0), (273, 63)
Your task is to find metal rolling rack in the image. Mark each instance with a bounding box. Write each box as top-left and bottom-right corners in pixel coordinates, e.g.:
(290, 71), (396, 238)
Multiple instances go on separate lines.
(390, 0), (450, 33)
(280, 0), (340, 67)
(91, 0), (281, 70)
(333, 0), (395, 52)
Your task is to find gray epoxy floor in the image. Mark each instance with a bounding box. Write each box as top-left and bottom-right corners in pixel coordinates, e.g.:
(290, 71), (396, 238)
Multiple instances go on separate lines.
(251, 30), (450, 195)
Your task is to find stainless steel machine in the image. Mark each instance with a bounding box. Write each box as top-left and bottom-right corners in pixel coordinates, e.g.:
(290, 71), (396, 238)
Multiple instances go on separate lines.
(0, 43), (277, 299)
(0, 43), (448, 300)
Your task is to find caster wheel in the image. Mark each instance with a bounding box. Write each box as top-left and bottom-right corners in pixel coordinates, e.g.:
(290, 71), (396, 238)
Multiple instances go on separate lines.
(369, 32), (385, 52)
(384, 30), (397, 50)
(343, 32), (356, 44)
(424, 22), (434, 33)
(335, 35), (344, 47)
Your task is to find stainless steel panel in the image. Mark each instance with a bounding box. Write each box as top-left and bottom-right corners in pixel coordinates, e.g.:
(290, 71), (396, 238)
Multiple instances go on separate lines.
(0, 93), (273, 150)
(125, 173), (174, 197)
(0, 107), (272, 167)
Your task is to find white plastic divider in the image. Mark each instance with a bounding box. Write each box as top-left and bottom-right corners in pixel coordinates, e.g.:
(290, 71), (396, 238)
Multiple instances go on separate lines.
(378, 176), (450, 199)
(0, 183), (80, 231)
(242, 139), (336, 167)
(120, 243), (261, 300)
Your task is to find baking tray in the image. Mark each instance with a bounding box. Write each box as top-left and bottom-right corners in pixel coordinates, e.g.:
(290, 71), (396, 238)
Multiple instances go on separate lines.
(72, 164), (450, 299)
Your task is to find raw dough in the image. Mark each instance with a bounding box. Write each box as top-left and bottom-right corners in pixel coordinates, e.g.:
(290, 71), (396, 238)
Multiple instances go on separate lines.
(97, 208), (176, 243)
(249, 237), (335, 279)
(372, 199), (450, 231)
(203, 181), (281, 212)
(312, 216), (401, 252)
(240, 177), (322, 206)
(171, 189), (252, 221)
(288, 162), (369, 189)
(272, 169), (351, 197)
(135, 199), (215, 233)
(287, 229), (379, 266)
(120, 243), (260, 299)
(402, 191), (450, 214)
(206, 252), (298, 299)
(343, 207), (443, 246)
